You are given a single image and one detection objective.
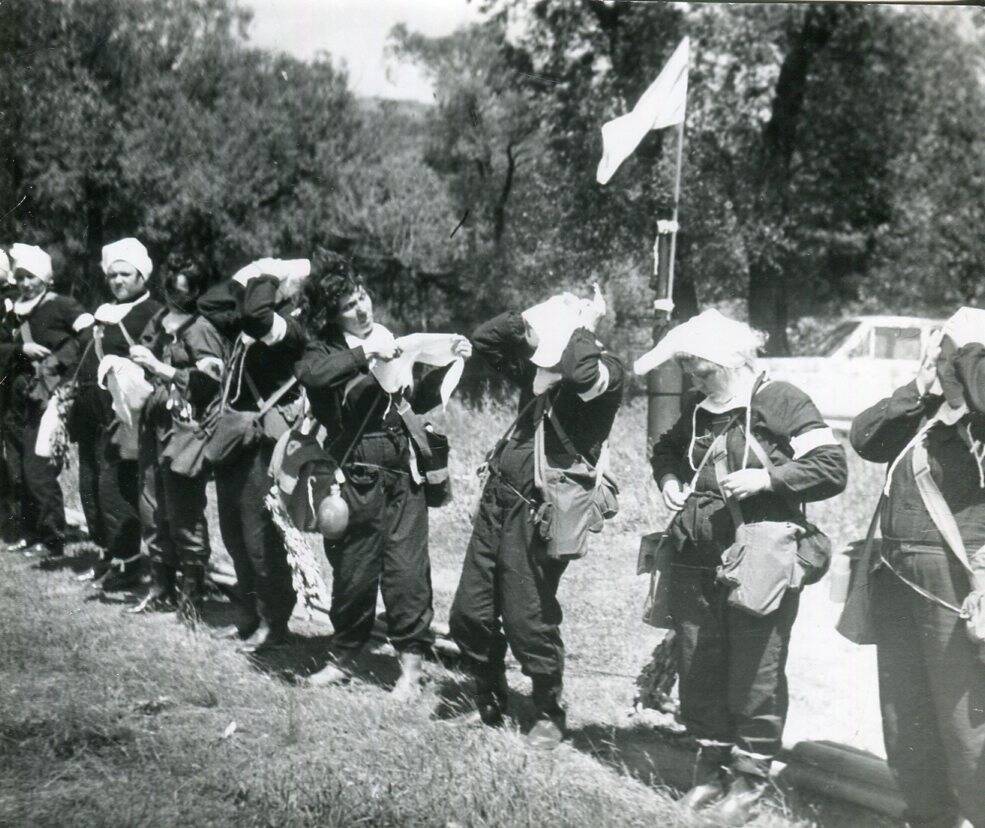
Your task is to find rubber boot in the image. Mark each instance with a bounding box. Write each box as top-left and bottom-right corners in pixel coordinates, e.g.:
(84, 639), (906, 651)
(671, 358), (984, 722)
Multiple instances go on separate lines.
(391, 652), (425, 701)
(678, 746), (730, 811)
(527, 676), (566, 751)
(714, 772), (769, 826)
(473, 669), (510, 727)
(306, 651), (358, 687)
(212, 602), (261, 642)
(177, 565), (206, 624)
(131, 561), (178, 613)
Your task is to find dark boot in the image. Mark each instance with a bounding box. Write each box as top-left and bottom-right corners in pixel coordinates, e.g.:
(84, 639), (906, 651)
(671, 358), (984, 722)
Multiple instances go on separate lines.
(37, 544), (66, 571)
(177, 565), (206, 624)
(473, 669), (510, 727)
(237, 620), (290, 653)
(527, 675), (566, 751)
(100, 559), (144, 592)
(212, 603), (261, 641)
(714, 772), (769, 826)
(679, 745), (730, 811)
(131, 562), (178, 613)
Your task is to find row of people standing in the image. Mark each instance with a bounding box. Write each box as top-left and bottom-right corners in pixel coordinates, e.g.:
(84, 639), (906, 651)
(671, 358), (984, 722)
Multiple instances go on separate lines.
(1, 242), (624, 724)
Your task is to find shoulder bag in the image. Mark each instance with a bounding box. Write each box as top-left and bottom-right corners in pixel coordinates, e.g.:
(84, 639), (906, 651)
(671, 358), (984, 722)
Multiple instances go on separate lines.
(532, 395), (619, 561)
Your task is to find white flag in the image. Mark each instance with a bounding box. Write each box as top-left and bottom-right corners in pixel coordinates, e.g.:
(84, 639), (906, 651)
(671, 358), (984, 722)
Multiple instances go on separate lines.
(596, 37), (689, 186)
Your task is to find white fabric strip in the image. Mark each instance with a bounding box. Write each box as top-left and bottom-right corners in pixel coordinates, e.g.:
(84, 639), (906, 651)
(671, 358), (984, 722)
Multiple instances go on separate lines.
(261, 313), (287, 345)
(789, 427), (839, 459)
(577, 361), (610, 401)
(73, 313), (95, 332)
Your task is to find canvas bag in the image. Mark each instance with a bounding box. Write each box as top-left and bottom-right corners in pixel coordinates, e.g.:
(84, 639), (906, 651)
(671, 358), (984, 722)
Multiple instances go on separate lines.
(533, 399), (618, 561)
(203, 337), (298, 468)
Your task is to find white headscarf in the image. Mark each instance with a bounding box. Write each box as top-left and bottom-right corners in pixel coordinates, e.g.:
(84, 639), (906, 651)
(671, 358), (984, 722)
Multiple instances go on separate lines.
(10, 243), (53, 284)
(101, 238), (153, 279)
(0, 249), (10, 285)
(634, 309), (763, 375)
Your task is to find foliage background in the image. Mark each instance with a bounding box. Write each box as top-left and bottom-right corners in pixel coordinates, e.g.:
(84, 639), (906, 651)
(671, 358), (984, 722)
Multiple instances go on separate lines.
(2, 0), (984, 365)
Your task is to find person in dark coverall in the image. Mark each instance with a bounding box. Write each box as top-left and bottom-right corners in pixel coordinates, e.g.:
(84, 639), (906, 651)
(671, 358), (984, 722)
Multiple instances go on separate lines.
(196, 258), (307, 652)
(129, 260), (225, 619)
(71, 238), (162, 590)
(643, 309), (847, 824)
(293, 257), (471, 698)
(4, 244), (93, 566)
(0, 249), (26, 550)
(449, 288), (623, 749)
(848, 308), (985, 828)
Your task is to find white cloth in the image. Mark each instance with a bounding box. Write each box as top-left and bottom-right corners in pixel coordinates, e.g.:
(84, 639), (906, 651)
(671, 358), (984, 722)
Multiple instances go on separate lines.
(232, 257), (311, 304)
(161, 310), (192, 336)
(634, 309), (763, 375)
(93, 291), (150, 325)
(522, 294), (583, 368)
(0, 249), (10, 284)
(345, 324), (465, 409)
(943, 307), (985, 349)
(10, 243), (52, 283)
(12, 290), (49, 319)
(35, 395), (62, 458)
(97, 355), (154, 428)
(101, 238), (152, 278)
(597, 37), (689, 185)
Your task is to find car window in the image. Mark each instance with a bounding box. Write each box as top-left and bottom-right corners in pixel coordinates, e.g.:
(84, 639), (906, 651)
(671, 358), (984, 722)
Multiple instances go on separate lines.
(847, 328), (872, 359)
(805, 320), (863, 356)
(873, 327), (921, 359)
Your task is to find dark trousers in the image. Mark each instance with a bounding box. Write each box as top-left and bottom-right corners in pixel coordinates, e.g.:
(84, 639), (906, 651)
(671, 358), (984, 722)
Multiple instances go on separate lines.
(670, 565), (800, 776)
(75, 431), (106, 547)
(95, 428), (141, 563)
(325, 432), (433, 655)
(215, 440), (296, 629)
(17, 419), (65, 552)
(449, 449), (568, 702)
(0, 426), (23, 542)
(140, 437), (210, 571)
(873, 551), (985, 827)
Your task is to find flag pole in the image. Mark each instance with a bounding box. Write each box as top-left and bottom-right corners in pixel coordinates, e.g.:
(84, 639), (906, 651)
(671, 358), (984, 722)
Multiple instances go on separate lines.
(646, 117), (687, 448)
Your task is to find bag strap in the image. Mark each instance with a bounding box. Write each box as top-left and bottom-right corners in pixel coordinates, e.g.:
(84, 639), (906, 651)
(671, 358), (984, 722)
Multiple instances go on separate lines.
(255, 374), (299, 418)
(397, 399), (433, 460)
(336, 394), (383, 468)
(911, 438), (984, 575)
(486, 392), (546, 469)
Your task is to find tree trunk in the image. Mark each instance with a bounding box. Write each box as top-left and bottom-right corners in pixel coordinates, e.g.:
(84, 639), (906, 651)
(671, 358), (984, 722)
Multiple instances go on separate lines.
(746, 6), (844, 354)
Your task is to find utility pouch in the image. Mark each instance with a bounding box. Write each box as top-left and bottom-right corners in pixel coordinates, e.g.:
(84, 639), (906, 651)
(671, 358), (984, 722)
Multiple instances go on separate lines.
(718, 521), (800, 616)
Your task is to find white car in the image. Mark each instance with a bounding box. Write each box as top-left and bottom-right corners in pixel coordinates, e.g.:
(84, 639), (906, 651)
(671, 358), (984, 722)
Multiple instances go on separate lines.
(761, 315), (944, 431)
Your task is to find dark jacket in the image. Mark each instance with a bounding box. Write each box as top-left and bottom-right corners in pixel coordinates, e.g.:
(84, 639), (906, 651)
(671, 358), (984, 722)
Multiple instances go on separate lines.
(651, 379), (848, 556)
(294, 326), (450, 459)
(472, 310), (625, 469)
(197, 275), (304, 412)
(850, 343), (985, 564)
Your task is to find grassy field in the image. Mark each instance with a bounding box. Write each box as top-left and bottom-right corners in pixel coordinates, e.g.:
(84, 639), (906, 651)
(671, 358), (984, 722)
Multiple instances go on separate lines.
(0, 398), (895, 826)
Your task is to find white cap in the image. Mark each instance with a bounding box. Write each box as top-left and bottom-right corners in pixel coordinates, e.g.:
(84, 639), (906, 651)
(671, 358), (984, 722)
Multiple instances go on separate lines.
(10, 243), (53, 283)
(943, 307), (985, 349)
(522, 293), (584, 368)
(101, 237), (153, 278)
(634, 308), (763, 375)
(0, 249), (10, 284)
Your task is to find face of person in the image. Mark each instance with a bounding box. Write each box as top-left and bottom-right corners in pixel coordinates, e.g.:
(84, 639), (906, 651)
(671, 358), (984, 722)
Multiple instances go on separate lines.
(680, 357), (731, 401)
(336, 286), (373, 337)
(106, 260), (146, 302)
(13, 268), (47, 301)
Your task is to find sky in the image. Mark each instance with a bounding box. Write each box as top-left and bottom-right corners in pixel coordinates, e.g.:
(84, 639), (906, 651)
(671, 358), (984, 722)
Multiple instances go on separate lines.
(243, 0), (483, 102)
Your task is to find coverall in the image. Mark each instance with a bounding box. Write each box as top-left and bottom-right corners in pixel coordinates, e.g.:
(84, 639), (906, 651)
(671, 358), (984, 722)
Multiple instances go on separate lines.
(850, 344), (985, 827)
(651, 380), (847, 776)
(449, 311), (624, 716)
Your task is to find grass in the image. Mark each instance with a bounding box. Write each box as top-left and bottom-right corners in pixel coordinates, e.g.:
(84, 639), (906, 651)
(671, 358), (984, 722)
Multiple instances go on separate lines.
(0, 398), (895, 826)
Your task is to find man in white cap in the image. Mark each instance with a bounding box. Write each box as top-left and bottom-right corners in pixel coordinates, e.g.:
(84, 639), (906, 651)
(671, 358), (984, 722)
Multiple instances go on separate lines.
(71, 237), (162, 589)
(448, 286), (624, 749)
(849, 307), (985, 827)
(3, 243), (93, 565)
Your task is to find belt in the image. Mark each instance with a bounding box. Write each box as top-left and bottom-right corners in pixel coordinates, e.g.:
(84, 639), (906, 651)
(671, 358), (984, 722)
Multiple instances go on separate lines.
(880, 555), (962, 615)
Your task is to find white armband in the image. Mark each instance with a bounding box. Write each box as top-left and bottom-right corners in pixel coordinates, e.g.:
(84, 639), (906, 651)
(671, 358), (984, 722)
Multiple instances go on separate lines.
(577, 361), (610, 402)
(789, 427), (839, 459)
(73, 313), (95, 332)
(261, 313), (287, 346)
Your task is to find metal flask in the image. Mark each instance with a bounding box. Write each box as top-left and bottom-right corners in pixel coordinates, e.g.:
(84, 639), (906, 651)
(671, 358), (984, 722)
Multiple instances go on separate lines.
(317, 484), (349, 540)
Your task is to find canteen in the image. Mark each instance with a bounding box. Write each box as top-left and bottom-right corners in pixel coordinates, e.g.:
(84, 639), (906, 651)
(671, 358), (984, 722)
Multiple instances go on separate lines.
(317, 484), (349, 540)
